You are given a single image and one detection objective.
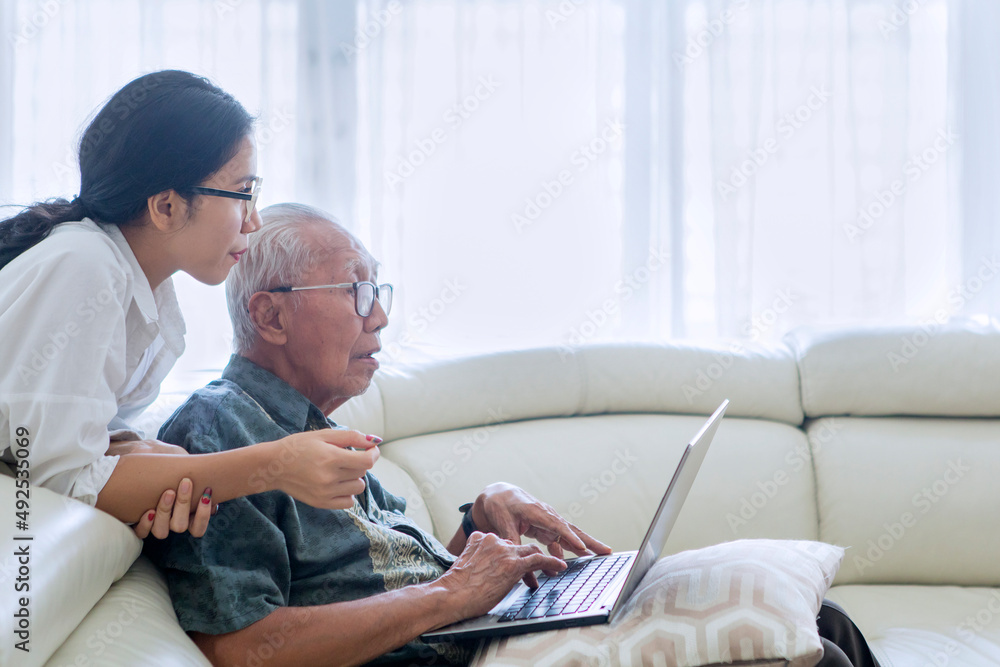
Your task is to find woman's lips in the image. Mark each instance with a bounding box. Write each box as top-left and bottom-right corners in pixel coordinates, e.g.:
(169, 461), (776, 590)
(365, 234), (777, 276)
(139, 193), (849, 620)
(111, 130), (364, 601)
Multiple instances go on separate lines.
(230, 249), (247, 261)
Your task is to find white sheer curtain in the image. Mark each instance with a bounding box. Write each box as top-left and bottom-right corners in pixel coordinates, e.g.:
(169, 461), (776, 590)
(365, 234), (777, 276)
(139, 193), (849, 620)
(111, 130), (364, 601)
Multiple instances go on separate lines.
(1, 0), (996, 381)
(675, 0), (956, 339)
(956, 0), (1000, 315)
(0, 2), (14, 202)
(352, 0), (979, 358)
(354, 0), (629, 360)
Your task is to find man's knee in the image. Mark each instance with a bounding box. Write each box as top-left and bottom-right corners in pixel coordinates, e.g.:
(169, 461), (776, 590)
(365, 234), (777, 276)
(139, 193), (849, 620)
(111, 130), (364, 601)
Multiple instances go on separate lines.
(816, 637), (854, 667)
(817, 599), (853, 641)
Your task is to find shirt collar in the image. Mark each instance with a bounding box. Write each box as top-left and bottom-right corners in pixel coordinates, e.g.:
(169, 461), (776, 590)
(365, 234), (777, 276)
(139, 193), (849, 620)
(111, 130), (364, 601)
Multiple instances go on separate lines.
(93, 219), (186, 355)
(222, 355), (333, 434)
(95, 219), (159, 323)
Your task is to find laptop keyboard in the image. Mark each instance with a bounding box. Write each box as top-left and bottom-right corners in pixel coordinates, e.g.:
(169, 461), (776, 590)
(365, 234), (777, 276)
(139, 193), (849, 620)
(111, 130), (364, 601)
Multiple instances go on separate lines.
(496, 553), (632, 623)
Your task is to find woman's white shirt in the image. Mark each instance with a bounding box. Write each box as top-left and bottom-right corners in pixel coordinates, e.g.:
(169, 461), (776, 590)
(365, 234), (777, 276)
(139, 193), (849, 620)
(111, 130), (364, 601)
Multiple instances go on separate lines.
(0, 218), (185, 505)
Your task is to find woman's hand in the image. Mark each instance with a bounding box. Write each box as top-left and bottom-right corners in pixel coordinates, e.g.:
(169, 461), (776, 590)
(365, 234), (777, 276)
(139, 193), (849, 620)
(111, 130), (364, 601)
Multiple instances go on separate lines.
(110, 442), (218, 539)
(133, 477), (216, 539)
(268, 429), (381, 510)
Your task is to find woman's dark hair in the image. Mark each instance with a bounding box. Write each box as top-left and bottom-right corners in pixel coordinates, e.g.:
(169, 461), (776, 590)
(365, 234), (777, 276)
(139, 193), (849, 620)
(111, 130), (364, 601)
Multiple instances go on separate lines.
(0, 70), (254, 270)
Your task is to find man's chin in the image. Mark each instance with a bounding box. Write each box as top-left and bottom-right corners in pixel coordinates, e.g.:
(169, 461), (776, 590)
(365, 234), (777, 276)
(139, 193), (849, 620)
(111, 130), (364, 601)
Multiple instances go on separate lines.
(346, 371), (377, 397)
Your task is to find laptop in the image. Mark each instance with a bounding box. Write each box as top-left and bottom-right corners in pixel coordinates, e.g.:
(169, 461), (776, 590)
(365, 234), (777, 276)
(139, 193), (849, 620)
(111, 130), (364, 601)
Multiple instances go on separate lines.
(422, 399), (729, 642)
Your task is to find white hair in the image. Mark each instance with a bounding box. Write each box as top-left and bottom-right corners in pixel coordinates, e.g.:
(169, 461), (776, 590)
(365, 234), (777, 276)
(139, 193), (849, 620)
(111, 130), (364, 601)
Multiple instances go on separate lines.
(226, 203), (346, 354)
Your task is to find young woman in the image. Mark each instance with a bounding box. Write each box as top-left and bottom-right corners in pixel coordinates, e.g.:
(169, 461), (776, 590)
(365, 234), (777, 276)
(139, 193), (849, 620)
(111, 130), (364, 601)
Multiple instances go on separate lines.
(0, 70), (379, 538)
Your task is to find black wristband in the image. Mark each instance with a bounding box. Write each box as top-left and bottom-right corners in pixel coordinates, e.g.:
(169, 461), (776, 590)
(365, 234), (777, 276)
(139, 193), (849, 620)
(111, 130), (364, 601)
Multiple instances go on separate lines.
(458, 502), (477, 537)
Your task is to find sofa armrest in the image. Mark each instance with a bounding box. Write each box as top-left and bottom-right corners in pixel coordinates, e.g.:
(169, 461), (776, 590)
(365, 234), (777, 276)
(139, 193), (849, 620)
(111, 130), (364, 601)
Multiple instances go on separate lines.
(45, 556), (210, 667)
(0, 475), (140, 666)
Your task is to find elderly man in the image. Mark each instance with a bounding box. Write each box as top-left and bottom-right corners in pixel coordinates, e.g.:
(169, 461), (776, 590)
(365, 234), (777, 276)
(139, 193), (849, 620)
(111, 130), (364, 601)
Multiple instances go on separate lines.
(146, 203), (879, 667)
(144, 203), (611, 667)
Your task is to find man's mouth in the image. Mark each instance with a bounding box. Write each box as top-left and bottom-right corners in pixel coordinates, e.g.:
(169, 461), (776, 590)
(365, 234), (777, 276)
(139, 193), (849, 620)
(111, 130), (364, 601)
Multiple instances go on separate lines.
(355, 348), (381, 363)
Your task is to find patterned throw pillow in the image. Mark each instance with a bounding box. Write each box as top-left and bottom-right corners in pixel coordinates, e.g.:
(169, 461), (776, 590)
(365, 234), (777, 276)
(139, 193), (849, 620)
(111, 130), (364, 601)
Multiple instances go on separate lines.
(470, 539), (844, 667)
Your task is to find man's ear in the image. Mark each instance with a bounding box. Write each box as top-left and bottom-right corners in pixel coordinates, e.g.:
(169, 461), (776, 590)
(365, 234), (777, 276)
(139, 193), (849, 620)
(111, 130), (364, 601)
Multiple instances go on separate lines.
(247, 292), (289, 346)
(146, 190), (189, 233)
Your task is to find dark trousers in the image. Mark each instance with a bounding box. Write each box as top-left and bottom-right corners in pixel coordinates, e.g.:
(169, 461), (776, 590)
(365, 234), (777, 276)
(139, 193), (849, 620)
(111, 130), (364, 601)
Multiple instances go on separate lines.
(816, 600), (880, 667)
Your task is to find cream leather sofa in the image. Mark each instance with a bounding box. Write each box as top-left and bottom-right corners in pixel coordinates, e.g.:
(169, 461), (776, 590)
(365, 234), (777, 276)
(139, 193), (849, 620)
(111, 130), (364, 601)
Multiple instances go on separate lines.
(3, 323), (999, 666)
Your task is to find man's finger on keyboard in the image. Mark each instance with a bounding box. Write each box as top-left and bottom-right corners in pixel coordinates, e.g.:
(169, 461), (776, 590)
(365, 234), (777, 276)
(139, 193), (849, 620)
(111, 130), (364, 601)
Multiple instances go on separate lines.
(531, 527), (560, 546)
(550, 525), (590, 555)
(521, 548), (566, 572)
(552, 521), (610, 556)
(546, 541), (565, 563)
(570, 524), (612, 555)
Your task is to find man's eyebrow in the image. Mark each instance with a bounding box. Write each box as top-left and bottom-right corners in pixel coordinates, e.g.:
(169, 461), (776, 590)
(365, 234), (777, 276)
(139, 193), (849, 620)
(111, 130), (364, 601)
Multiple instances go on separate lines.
(343, 258), (363, 276)
(343, 256), (379, 277)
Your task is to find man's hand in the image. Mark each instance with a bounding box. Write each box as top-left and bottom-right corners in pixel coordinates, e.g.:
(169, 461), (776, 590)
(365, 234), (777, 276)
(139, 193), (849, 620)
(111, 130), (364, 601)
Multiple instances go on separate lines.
(434, 532), (568, 624)
(470, 482), (612, 586)
(269, 429), (381, 510)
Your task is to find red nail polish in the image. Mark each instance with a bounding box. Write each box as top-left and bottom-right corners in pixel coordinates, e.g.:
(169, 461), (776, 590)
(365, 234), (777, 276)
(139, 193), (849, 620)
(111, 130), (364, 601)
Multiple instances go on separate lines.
(201, 488), (213, 504)
(367, 435), (383, 444)
(147, 511), (156, 521)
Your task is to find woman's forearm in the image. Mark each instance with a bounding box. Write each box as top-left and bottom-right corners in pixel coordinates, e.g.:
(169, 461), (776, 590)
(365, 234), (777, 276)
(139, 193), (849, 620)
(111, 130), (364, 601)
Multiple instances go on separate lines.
(95, 444), (276, 523)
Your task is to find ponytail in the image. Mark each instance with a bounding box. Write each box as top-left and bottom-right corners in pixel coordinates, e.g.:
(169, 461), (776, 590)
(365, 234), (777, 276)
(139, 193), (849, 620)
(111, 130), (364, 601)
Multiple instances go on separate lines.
(0, 70), (254, 273)
(0, 198), (90, 271)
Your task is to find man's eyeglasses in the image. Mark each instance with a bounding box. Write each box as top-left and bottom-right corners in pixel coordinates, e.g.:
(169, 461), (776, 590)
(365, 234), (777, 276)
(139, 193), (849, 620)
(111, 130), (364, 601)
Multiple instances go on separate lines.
(267, 281), (393, 317)
(192, 177), (264, 225)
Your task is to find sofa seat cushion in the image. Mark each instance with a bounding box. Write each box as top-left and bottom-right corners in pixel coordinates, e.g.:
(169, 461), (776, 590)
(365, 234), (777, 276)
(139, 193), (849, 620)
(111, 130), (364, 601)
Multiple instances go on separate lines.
(806, 418), (1000, 585)
(471, 539), (843, 667)
(380, 414), (818, 551)
(45, 556), (209, 666)
(827, 585), (1000, 667)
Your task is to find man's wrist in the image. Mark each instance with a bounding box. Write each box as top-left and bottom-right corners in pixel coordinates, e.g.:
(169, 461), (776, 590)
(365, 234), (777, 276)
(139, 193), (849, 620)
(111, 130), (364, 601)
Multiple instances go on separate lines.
(418, 578), (468, 628)
(458, 502), (478, 537)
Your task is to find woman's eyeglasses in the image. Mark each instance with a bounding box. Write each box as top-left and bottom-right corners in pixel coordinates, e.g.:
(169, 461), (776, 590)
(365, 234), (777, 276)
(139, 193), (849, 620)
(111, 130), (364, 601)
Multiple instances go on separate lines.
(192, 177), (264, 225)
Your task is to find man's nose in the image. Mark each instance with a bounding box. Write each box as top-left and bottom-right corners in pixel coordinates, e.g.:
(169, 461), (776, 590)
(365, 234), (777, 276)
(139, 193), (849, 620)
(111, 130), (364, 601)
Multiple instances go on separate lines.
(366, 297), (389, 331)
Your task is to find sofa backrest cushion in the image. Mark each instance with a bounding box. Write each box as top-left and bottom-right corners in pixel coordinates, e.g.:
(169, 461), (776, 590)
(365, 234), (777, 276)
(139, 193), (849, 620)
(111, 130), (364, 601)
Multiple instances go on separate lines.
(359, 342), (803, 445)
(788, 321), (1000, 418)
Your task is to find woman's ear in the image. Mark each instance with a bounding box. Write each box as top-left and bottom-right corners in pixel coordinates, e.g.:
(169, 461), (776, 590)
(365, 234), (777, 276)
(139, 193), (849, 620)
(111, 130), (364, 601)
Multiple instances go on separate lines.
(146, 190), (189, 233)
(247, 292), (289, 346)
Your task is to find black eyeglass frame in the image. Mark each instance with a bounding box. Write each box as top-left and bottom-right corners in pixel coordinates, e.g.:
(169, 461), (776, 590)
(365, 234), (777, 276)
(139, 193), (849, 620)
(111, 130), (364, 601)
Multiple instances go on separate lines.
(266, 281), (393, 317)
(191, 176), (264, 224)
